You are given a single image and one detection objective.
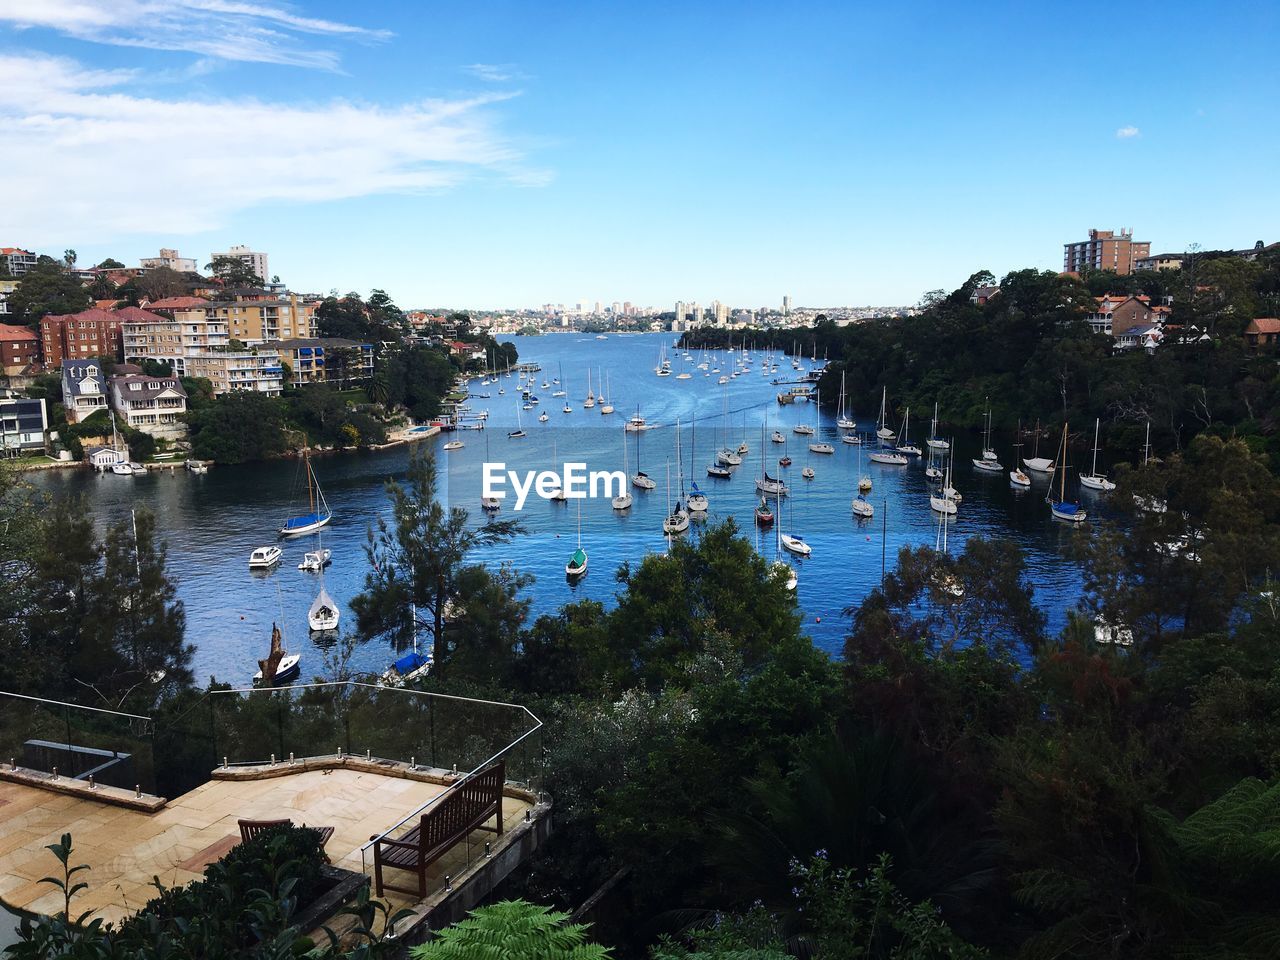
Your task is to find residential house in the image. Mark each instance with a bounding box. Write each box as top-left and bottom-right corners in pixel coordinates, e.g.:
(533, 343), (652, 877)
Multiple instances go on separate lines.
(970, 285), (1001, 305)
(86, 445), (125, 469)
(1244, 318), (1280, 349)
(0, 393), (47, 455)
(60, 359), (109, 423)
(1084, 294), (1156, 339)
(269, 338), (374, 386)
(0, 323), (39, 373)
(0, 248), (38, 276)
(447, 341), (486, 362)
(109, 373), (188, 439)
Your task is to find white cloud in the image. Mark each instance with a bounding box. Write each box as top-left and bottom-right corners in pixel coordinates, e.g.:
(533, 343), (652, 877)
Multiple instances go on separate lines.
(1115, 125), (1141, 139)
(0, 0), (390, 69)
(464, 63), (525, 83)
(0, 53), (550, 245)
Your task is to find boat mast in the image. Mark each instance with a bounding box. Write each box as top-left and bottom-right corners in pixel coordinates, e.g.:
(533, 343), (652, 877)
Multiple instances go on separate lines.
(1091, 418), (1101, 476)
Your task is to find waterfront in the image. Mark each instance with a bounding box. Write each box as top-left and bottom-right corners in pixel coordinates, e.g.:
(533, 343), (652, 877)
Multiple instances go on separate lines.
(29, 332), (1103, 682)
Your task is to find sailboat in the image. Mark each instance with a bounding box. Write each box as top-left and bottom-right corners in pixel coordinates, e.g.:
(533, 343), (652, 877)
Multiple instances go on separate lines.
(773, 485), (798, 589)
(379, 603), (431, 686)
(1133, 422), (1167, 513)
(654, 344), (671, 377)
(662, 460), (689, 535)
(552, 362), (567, 398)
(971, 402), (1002, 472)
(687, 420), (708, 511)
(583, 369), (596, 408)
(307, 567), (340, 632)
(1023, 420), (1055, 475)
(566, 499), (587, 578)
(546, 440), (567, 501)
(632, 416), (656, 489)
(895, 407), (922, 456)
(481, 427), (501, 511)
(851, 442), (874, 517)
(280, 446), (332, 535)
(508, 402), (527, 439)
(1048, 423), (1087, 522)
(836, 371), (856, 430)
(599, 370), (615, 415)
(876, 386), (897, 444)
(926, 403), (949, 451)
(1079, 418), (1116, 491)
(1009, 421), (1031, 487)
(755, 417), (788, 496)
(779, 486), (811, 556)
(613, 427), (634, 509)
(929, 457), (958, 515)
(253, 622), (300, 685)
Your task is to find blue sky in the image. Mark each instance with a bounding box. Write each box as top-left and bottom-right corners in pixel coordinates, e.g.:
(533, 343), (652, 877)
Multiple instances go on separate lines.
(1, 1), (1276, 309)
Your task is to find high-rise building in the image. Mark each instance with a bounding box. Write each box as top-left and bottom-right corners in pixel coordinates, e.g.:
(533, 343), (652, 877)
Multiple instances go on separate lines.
(691, 302), (703, 324)
(713, 301), (729, 326)
(623, 301), (633, 316)
(674, 301), (686, 323)
(611, 301), (622, 315)
(594, 301), (603, 315)
(1063, 228), (1150, 276)
(210, 244), (269, 283)
(782, 295), (792, 317)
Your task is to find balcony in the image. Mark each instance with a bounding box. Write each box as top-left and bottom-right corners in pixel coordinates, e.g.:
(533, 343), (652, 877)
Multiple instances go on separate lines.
(0, 684), (547, 933)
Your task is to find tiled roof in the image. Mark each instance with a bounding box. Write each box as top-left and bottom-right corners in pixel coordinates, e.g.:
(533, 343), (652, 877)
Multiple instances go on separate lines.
(0, 248), (33, 256)
(0, 323), (37, 342)
(1248, 318), (1280, 334)
(43, 307), (121, 325)
(146, 296), (210, 309)
(112, 306), (168, 324)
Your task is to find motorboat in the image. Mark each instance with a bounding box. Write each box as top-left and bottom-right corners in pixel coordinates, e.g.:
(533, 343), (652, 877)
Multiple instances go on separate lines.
(771, 431), (786, 443)
(808, 442), (834, 455)
(298, 549), (331, 571)
(851, 494), (874, 518)
(443, 439), (464, 451)
(185, 459), (208, 474)
(111, 462), (134, 476)
(801, 467), (815, 479)
(249, 546), (283, 569)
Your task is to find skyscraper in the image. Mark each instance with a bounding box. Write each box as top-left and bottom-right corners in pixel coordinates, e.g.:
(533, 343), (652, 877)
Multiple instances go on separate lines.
(782, 295), (792, 317)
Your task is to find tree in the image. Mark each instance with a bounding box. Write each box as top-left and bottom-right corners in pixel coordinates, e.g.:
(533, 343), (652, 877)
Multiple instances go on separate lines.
(7, 261), (92, 322)
(132, 266), (192, 302)
(74, 509), (192, 709)
(410, 900), (611, 960)
(97, 258), (125, 269)
(206, 256), (263, 288)
(186, 392), (289, 463)
(63, 249), (76, 269)
(352, 451), (523, 678)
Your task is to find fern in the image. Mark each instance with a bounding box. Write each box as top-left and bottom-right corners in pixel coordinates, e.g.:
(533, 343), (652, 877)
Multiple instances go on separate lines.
(410, 900), (612, 960)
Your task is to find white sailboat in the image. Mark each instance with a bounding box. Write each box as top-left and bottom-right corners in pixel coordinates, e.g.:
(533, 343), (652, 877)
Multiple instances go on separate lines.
(836, 371), (856, 430)
(972, 402), (1002, 472)
(779, 485), (811, 556)
(662, 460), (689, 535)
(599, 370), (615, 415)
(583, 369), (596, 408)
(687, 419), (708, 511)
(307, 578), (340, 632)
(896, 407), (922, 456)
(876, 386), (897, 444)
(632, 414), (656, 489)
(508, 402), (527, 439)
(1009, 421), (1031, 487)
(613, 426), (633, 509)
(926, 403), (949, 451)
(481, 427), (501, 511)
(1023, 420), (1055, 474)
(1133, 422), (1167, 513)
(1079, 418), (1116, 491)
(930, 457), (958, 515)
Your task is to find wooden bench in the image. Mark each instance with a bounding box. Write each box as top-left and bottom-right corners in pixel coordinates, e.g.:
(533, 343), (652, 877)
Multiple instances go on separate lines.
(238, 818), (336, 860)
(371, 761), (505, 898)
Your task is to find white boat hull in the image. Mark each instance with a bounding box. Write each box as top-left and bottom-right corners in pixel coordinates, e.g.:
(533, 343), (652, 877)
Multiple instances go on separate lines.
(780, 534), (811, 557)
(869, 452), (908, 465)
(612, 494), (633, 510)
(808, 443), (834, 454)
(632, 473), (656, 490)
(851, 499), (874, 518)
(972, 459), (1002, 472)
(929, 496), (958, 515)
(1079, 474), (1116, 491)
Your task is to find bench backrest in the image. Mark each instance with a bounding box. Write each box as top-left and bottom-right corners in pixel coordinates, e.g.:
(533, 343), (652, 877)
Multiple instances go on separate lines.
(417, 761), (504, 854)
(239, 818), (292, 843)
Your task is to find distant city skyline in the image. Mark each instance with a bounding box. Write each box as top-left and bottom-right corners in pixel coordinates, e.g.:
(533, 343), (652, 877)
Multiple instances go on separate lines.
(1, 1), (1276, 308)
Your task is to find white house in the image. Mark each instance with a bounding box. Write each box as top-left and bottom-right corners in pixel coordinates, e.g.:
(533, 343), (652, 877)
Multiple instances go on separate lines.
(109, 373), (188, 439)
(60, 359), (109, 424)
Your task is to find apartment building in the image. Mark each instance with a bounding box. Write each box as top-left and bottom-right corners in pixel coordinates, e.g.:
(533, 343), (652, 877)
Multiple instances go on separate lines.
(122, 312), (229, 373)
(0, 394), (47, 454)
(0, 323), (39, 373)
(186, 349), (283, 396)
(0, 248), (38, 276)
(210, 245), (268, 283)
(60, 359), (110, 423)
(139, 248), (198, 273)
(109, 373), (188, 439)
(0, 278), (17, 316)
(40, 308), (133, 366)
(1063, 228), (1150, 276)
(270, 337), (374, 386)
(1135, 253), (1185, 272)
(166, 295), (316, 344)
